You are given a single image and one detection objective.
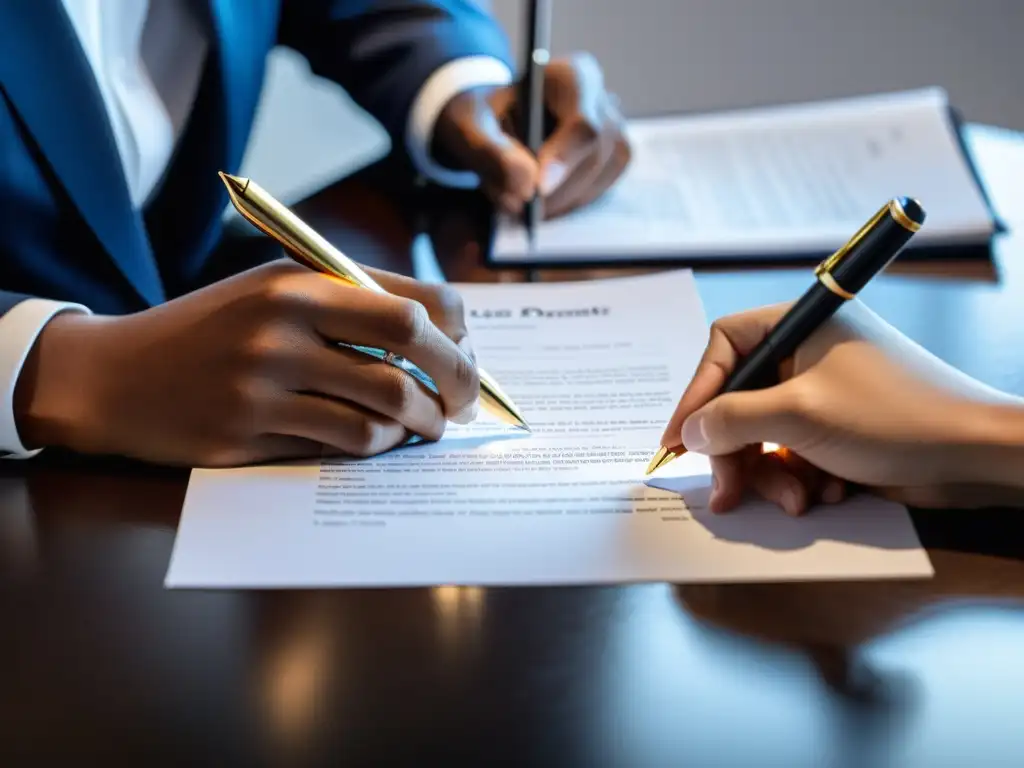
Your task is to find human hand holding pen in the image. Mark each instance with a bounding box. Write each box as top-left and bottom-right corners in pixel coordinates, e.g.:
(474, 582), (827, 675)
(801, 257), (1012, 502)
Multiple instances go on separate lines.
(14, 261), (482, 467)
(433, 53), (631, 218)
(661, 300), (1024, 515)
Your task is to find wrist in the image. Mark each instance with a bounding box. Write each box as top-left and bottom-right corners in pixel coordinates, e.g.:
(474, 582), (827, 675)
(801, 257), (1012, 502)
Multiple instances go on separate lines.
(13, 312), (108, 452)
(407, 56), (513, 189)
(953, 400), (1024, 489)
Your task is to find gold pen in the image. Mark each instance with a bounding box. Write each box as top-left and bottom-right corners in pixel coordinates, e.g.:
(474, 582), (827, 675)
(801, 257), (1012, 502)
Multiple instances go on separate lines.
(645, 197), (926, 476)
(219, 171), (530, 431)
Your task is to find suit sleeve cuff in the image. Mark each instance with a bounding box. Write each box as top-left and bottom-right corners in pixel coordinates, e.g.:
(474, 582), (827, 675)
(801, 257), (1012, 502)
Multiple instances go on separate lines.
(406, 55), (514, 189)
(0, 299), (91, 459)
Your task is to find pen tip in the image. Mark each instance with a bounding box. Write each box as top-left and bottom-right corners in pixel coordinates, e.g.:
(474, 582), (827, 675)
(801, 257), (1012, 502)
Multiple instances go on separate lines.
(478, 376), (531, 433)
(510, 418), (531, 432)
(218, 171), (248, 194)
(644, 446), (679, 476)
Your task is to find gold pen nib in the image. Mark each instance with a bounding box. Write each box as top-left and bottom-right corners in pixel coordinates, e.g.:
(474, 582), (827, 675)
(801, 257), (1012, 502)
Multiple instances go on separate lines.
(218, 171), (248, 195)
(478, 370), (531, 431)
(645, 446), (680, 476)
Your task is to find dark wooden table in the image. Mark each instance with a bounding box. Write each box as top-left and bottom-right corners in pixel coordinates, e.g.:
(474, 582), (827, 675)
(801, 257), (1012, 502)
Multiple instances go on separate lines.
(3, 127), (1024, 766)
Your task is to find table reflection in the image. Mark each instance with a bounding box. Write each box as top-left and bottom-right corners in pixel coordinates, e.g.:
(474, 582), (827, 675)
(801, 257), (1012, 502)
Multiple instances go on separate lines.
(674, 548), (1024, 702)
(4, 457), (1024, 764)
(261, 597), (337, 743)
(0, 476), (37, 580)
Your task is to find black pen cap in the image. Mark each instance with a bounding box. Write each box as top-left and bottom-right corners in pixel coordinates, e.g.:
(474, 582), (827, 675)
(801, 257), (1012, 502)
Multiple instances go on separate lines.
(825, 197), (926, 296)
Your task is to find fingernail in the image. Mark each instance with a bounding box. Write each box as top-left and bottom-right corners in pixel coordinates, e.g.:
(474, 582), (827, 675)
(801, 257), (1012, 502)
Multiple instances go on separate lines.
(539, 162), (567, 196)
(680, 414), (708, 452)
(780, 486), (801, 516)
(450, 400), (479, 425)
(822, 479), (844, 504)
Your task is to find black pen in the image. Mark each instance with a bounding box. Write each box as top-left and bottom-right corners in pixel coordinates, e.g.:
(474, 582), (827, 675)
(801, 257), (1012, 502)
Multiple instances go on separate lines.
(646, 197), (926, 475)
(518, 0), (552, 251)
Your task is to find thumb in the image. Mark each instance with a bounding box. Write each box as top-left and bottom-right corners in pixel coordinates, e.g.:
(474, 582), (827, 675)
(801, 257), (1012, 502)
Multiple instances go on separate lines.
(535, 117), (599, 195)
(680, 388), (798, 456)
(535, 54), (607, 194)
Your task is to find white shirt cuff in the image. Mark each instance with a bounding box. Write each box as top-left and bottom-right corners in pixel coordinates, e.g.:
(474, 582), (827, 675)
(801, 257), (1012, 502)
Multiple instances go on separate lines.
(0, 299), (91, 459)
(406, 55), (514, 189)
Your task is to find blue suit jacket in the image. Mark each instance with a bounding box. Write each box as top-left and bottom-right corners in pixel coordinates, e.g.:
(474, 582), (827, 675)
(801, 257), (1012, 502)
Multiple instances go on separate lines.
(0, 0), (510, 317)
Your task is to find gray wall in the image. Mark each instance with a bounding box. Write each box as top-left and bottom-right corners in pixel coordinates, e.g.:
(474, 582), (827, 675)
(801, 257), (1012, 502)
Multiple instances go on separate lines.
(490, 0), (1024, 128)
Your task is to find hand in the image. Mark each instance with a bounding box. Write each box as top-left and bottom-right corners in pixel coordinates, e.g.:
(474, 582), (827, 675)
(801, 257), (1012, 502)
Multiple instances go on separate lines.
(663, 300), (1024, 514)
(14, 261), (480, 467)
(433, 52), (630, 219)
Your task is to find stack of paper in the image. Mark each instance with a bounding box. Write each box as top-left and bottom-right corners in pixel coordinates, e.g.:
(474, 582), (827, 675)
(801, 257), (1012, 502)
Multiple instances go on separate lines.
(492, 88), (996, 265)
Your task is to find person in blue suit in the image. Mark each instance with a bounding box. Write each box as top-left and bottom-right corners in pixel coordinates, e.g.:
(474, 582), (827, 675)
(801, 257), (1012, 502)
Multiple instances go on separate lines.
(0, 1), (631, 465)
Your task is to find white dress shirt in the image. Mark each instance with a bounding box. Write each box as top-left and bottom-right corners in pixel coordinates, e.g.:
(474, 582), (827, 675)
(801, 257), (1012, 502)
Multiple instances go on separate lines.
(0, 0), (511, 458)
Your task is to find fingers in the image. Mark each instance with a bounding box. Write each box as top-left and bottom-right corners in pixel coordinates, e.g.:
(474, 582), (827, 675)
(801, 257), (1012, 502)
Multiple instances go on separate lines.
(474, 132), (539, 216)
(746, 451), (815, 516)
(541, 95), (631, 219)
(661, 304), (792, 446)
(195, 434), (328, 468)
(536, 55), (630, 217)
(430, 54), (629, 217)
(274, 393), (409, 458)
(709, 448), (848, 516)
(360, 269), (472, 348)
(300, 345), (446, 441)
(535, 115), (601, 197)
(820, 475), (848, 505)
(433, 90), (539, 215)
(535, 53), (606, 177)
(303, 282), (480, 424)
(708, 451), (754, 513)
(199, 404), (409, 468)
(357, 269), (480, 391)
(681, 384), (799, 456)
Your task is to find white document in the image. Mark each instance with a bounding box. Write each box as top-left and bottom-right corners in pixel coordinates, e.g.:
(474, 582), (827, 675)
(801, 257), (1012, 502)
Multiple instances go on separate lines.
(165, 272), (933, 588)
(492, 88), (995, 263)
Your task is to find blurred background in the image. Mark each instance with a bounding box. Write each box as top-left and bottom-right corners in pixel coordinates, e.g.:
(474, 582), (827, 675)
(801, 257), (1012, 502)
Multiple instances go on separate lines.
(240, 0), (1024, 200)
